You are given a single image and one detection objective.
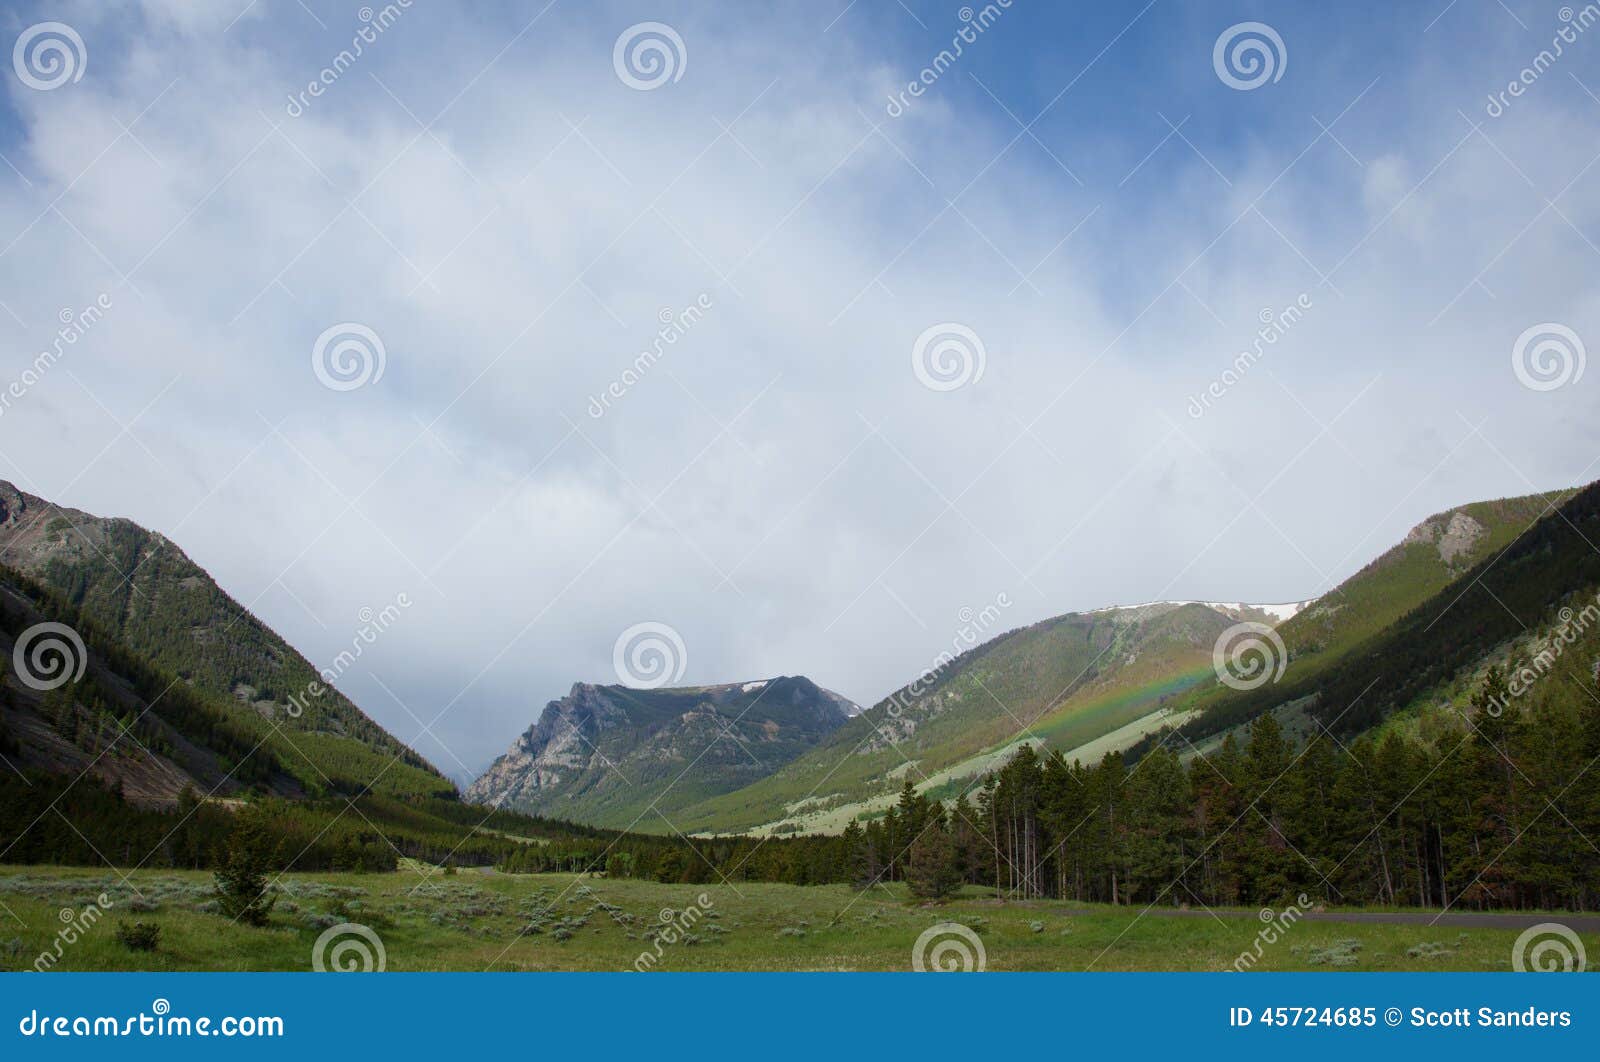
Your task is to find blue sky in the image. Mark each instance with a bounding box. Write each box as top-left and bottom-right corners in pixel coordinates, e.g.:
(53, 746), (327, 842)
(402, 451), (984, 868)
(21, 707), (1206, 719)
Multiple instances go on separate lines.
(1, 0), (1598, 777)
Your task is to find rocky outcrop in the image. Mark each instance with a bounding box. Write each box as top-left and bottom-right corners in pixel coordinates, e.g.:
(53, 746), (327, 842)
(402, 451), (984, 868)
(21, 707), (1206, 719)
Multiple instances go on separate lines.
(1403, 510), (1487, 565)
(466, 676), (857, 826)
(465, 684), (630, 806)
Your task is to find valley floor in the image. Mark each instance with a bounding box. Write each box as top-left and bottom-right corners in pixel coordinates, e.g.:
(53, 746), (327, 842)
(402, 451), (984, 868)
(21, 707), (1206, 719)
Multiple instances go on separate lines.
(0, 865), (1569, 972)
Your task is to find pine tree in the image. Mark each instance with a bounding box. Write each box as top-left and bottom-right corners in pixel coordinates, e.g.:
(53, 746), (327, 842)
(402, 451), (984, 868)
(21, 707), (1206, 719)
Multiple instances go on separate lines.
(1123, 747), (1190, 904)
(213, 807), (281, 926)
(840, 820), (872, 889)
(906, 819), (960, 901)
(948, 793), (985, 886)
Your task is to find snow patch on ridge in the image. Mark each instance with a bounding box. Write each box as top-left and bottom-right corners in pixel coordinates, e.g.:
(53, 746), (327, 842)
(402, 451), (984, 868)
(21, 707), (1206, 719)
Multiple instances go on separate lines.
(1088, 599), (1312, 624)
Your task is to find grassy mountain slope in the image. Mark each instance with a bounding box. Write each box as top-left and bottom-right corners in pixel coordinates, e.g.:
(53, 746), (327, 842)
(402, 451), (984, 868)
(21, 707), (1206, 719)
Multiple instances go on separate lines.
(466, 677), (858, 830)
(0, 562), (656, 873)
(0, 481), (451, 799)
(1138, 487), (1575, 749)
(676, 487), (1579, 836)
(1274, 490), (1571, 672)
(0, 567), (299, 806)
(667, 602), (1263, 835)
(0, 562), (448, 805)
(1161, 481), (1599, 746)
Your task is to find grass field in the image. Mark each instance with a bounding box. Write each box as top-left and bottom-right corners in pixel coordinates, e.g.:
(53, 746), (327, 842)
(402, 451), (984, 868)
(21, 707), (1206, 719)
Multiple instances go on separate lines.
(0, 865), (1541, 972)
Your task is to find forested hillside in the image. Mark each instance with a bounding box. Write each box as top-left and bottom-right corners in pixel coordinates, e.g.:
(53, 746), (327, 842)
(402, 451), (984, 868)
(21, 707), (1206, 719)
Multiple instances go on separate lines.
(661, 602), (1251, 835)
(1165, 481), (1600, 744)
(567, 600), (1600, 911)
(5, 477), (1597, 919)
(0, 481), (437, 774)
(0, 479), (451, 796)
(621, 490), (1575, 837)
(467, 678), (858, 828)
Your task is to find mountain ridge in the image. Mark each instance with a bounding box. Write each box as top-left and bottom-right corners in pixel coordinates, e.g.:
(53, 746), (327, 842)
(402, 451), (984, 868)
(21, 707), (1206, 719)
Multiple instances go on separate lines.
(7, 475), (1586, 841)
(1162, 480), (1600, 746)
(0, 479), (452, 800)
(550, 485), (1584, 835)
(466, 675), (859, 829)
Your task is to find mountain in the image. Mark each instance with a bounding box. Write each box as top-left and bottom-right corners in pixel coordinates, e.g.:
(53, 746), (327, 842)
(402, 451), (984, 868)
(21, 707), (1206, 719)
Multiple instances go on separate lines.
(9, 472), (1583, 851)
(659, 600), (1293, 835)
(0, 561), (325, 806)
(666, 487), (1581, 836)
(1152, 486), (1578, 742)
(0, 549), (683, 874)
(1165, 481), (1599, 745)
(466, 677), (859, 830)
(0, 481), (452, 802)
(1273, 489), (1572, 673)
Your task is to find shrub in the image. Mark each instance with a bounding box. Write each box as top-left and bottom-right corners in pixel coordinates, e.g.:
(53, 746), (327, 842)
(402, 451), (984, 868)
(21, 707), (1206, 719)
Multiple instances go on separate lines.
(1307, 939), (1362, 967)
(213, 810), (280, 927)
(115, 922), (161, 952)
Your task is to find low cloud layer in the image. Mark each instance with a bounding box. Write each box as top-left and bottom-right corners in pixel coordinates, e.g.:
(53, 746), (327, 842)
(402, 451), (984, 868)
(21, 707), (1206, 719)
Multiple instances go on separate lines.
(2, 1), (1597, 776)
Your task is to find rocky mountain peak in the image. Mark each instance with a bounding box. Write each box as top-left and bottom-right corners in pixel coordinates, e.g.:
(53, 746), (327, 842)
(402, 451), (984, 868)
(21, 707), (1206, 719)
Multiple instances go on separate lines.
(464, 674), (858, 825)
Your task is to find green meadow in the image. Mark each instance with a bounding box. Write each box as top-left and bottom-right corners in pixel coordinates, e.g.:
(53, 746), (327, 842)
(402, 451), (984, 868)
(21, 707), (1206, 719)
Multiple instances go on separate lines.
(0, 865), (1534, 973)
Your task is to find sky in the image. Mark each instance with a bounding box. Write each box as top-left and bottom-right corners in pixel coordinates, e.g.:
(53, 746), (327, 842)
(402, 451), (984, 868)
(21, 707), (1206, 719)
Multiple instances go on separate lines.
(1, 0), (1598, 781)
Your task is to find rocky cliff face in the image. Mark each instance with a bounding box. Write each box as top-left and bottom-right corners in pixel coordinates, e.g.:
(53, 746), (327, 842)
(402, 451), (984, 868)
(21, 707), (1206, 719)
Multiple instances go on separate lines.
(466, 684), (630, 805)
(1402, 509), (1487, 565)
(466, 677), (857, 828)
(0, 479), (449, 791)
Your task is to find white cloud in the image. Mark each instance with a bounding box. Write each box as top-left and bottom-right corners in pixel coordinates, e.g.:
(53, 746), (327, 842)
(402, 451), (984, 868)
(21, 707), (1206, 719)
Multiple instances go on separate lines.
(1, 1), (1596, 774)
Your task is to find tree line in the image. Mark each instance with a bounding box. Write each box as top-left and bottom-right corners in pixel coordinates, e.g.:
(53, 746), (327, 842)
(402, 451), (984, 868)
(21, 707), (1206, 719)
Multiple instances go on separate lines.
(8, 538), (1599, 913)
(8, 653), (1597, 912)
(518, 650), (1600, 912)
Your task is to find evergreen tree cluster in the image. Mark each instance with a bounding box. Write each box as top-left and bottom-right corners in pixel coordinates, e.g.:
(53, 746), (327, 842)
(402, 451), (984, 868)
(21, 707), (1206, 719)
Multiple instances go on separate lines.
(6, 651), (1598, 914)
(505, 655), (1600, 912)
